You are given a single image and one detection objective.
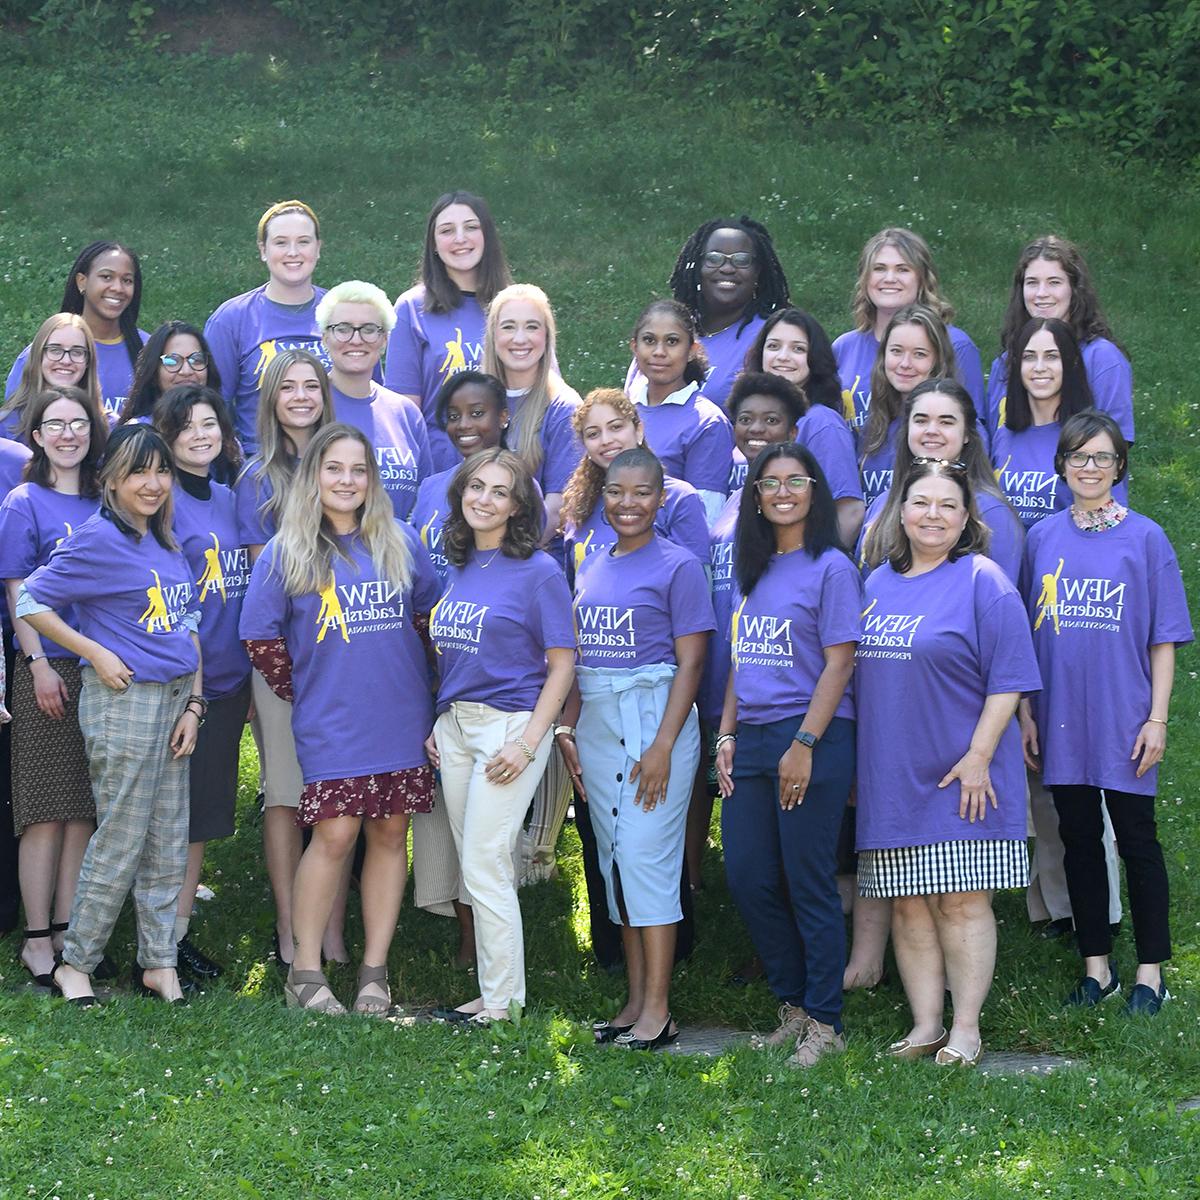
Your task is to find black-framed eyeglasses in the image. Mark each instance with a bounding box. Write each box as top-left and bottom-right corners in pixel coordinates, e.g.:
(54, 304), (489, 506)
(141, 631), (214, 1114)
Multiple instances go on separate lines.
(755, 475), (814, 495)
(43, 343), (89, 364)
(40, 417), (91, 436)
(701, 251), (756, 270)
(160, 351), (209, 372)
(326, 321), (385, 344)
(1064, 450), (1119, 469)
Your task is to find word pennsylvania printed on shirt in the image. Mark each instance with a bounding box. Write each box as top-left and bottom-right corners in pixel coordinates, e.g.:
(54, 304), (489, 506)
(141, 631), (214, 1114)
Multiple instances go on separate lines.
(1033, 559), (1126, 634)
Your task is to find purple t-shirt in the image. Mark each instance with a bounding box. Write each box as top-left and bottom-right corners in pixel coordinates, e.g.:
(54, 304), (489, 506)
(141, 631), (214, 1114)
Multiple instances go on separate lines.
(984, 338), (1134, 442)
(331, 383), (432, 521)
(855, 555), (1041, 849)
(731, 546), (862, 725)
(699, 490), (740, 722)
(5, 332), (148, 430)
(0, 484), (99, 656)
(1022, 510), (1192, 796)
(233, 458), (284, 547)
(410, 466), (456, 591)
(856, 487), (1025, 586)
(383, 286), (486, 472)
(796, 403), (863, 502)
(24, 510), (199, 682)
(204, 285), (331, 453)
(859, 416), (902, 508)
(0, 437), (32, 496)
(990, 423), (1072, 530)
(833, 324), (982, 442)
(172, 482), (251, 699)
(634, 383), (734, 495)
(431, 549), (575, 714)
(507, 383), (582, 495)
(573, 535), (715, 669)
(563, 474), (709, 579)
(240, 524), (439, 783)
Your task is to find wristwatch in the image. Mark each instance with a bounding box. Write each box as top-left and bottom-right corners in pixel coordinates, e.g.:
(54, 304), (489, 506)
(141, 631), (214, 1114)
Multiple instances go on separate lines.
(793, 730), (818, 749)
(24, 653), (46, 666)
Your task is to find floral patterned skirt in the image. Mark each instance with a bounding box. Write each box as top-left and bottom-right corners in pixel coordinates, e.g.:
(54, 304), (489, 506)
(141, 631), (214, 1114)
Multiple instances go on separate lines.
(298, 764), (435, 826)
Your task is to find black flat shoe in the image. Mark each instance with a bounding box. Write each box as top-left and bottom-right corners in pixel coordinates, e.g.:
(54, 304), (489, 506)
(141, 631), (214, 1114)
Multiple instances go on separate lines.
(614, 1015), (679, 1051)
(177, 934), (223, 979)
(592, 1019), (635, 1044)
(137, 968), (188, 1005)
(272, 930), (294, 970)
(49, 963), (99, 1008)
(431, 1005), (477, 1024)
(19, 928), (54, 987)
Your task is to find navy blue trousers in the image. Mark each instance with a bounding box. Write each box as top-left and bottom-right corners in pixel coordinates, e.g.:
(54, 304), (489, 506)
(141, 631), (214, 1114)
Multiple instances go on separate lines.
(722, 716), (855, 1028)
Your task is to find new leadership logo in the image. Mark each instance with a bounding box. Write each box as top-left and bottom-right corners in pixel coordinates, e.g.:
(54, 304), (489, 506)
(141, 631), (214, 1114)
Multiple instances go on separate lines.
(138, 570), (192, 634)
(856, 596), (926, 661)
(1034, 557), (1126, 635)
(430, 584), (489, 655)
(732, 596), (794, 670)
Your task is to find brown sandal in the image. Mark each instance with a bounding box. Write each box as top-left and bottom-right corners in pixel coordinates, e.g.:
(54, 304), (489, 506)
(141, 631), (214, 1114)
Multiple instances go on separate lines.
(352, 963), (391, 1017)
(284, 967), (346, 1015)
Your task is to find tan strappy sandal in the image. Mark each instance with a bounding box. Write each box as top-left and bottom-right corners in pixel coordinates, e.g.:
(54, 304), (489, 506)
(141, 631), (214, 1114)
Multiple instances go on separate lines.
(284, 967), (346, 1015)
(352, 963), (391, 1017)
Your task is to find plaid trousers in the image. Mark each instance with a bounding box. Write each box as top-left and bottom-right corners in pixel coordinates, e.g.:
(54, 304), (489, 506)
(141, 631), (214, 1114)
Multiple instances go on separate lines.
(64, 670), (192, 972)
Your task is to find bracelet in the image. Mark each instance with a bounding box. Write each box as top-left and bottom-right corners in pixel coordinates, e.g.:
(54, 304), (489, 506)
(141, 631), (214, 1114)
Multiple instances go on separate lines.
(515, 735), (536, 762)
(714, 733), (737, 751)
(1147, 717), (1168, 725)
(183, 704), (206, 727)
(187, 694), (209, 715)
(24, 653), (46, 666)
(553, 725), (576, 740)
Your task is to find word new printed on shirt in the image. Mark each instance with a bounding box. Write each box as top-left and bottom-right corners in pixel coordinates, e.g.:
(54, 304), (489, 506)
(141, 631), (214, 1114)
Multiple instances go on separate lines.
(1033, 560), (1126, 635)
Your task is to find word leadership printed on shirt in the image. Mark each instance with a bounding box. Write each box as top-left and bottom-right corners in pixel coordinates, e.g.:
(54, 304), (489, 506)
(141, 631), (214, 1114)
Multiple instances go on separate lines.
(253, 337), (331, 386)
(138, 571), (194, 634)
(711, 541), (734, 597)
(574, 597), (638, 660)
(197, 535), (252, 604)
(429, 586), (488, 653)
(856, 598), (925, 661)
(315, 575), (408, 644)
(376, 444), (419, 488)
(1033, 558), (1126, 635)
(732, 598), (793, 669)
(995, 457), (1060, 520)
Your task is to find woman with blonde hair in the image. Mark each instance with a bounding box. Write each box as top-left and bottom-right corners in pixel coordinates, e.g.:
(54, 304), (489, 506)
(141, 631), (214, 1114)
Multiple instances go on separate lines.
(1, 314), (101, 442)
(834, 228), (983, 438)
(482, 284), (581, 544)
(241, 423), (440, 1014)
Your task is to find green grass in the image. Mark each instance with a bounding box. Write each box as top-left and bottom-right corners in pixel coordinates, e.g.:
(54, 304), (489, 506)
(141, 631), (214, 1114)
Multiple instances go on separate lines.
(1, 37), (1199, 1200)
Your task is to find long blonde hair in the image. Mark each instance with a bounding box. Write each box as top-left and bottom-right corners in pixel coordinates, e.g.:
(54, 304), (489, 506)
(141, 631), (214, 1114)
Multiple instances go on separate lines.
(239, 348), (334, 533)
(273, 423), (413, 598)
(850, 228), (955, 332)
(482, 284), (560, 475)
(1, 314), (101, 439)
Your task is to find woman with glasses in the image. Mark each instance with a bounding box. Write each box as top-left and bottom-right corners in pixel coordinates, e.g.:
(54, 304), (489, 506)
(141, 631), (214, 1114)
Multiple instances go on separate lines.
(5, 242), (147, 426)
(0, 315), (102, 442)
(1021, 412), (1191, 1017)
(0, 386), (106, 988)
(205, 200), (329, 456)
(856, 459), (1039, 1067)
(715, 444), (860, 1069)
(318, 281), (432, 521)
(118, 321), (223, 426)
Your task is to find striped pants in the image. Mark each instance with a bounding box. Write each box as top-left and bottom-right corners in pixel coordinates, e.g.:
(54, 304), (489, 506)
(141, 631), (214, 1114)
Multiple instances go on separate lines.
(64, 671), (192, 972)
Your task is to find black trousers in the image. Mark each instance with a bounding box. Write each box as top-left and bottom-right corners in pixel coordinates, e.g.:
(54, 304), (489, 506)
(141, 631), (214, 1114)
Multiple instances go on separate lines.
(1051, 785), (1171, 963)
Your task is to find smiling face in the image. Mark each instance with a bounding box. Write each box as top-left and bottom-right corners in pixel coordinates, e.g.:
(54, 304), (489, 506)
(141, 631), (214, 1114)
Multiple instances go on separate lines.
(323, 300), (387, 378)
(733, 393), (795, 461)
(445, 382), (506, 458)
(632, 312), (692, 391)
(157, 332), (209, 392)
(884, 322), (936, 397)
(867, 244), (920, 315)
(761, 321), (810, 387)
(603, 465), (662, 543)
(1062, 431), (1120, 509)
(580, 402), (642, 469)
(40, 324), (89, 388)
(1022, 256), (1072, 321)
(433, 202), (485, 286)
(901, 473), (967, 562)
(755, 455), (813, 532)
(274, 360), (326, 435)
(907, 390), (967, 461)
(698, 227), (759, 320)
(461, 460), (518, 543)
(494, 299), (548, 386)
(32, 396), (92, 473)
(76, 249), (135, 327)
(318, 436), (369, 523)
(259, 211), (321, 290)
(171, 402), (222, 476)
(1020, 327), (1064, 408)
(113, 452), (171, 531)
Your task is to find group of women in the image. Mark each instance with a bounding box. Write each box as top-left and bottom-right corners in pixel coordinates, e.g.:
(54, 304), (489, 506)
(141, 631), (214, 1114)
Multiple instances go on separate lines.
(0, 194), (1189, 1070)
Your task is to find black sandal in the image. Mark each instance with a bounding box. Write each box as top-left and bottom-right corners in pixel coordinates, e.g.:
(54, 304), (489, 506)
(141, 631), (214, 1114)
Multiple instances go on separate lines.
(49, 922), (117, 980)
(19, 928), (54, 987)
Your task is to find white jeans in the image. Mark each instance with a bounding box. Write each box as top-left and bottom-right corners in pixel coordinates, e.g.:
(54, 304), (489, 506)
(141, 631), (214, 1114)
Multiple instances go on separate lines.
(434, 702), (553, 1009)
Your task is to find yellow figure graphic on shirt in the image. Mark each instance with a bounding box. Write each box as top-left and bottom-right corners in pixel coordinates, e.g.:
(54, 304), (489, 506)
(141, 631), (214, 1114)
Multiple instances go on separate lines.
(315, 575), (349, 643)
(139, 570), (173, 633)
(731, 594), (749, 670)
(419, 508), (441, 551)
(997, 394), (1007, 431)
(1034, 557), (1064, 635)
(994, 453), (1011, 483)
(572, 529), (595, 575)
(197, 533), (228, 603)
(438, 328), (467, 377)
(253, 339), (280, 383)
(429, 583), (451, 656)
(54, 521), (74, 549)
(841, 376), (860, 424)
(861, 598), (878, 621)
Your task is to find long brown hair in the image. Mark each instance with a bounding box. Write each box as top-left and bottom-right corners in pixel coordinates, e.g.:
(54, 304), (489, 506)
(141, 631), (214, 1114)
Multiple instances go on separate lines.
(442, 449), (545, 566)
(850, 228), (955, 332)
(1, 314), (101, 440)
(24, 385), (107, 497)
(419, 191), (512, 313)
(559, 388), (644, 531)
